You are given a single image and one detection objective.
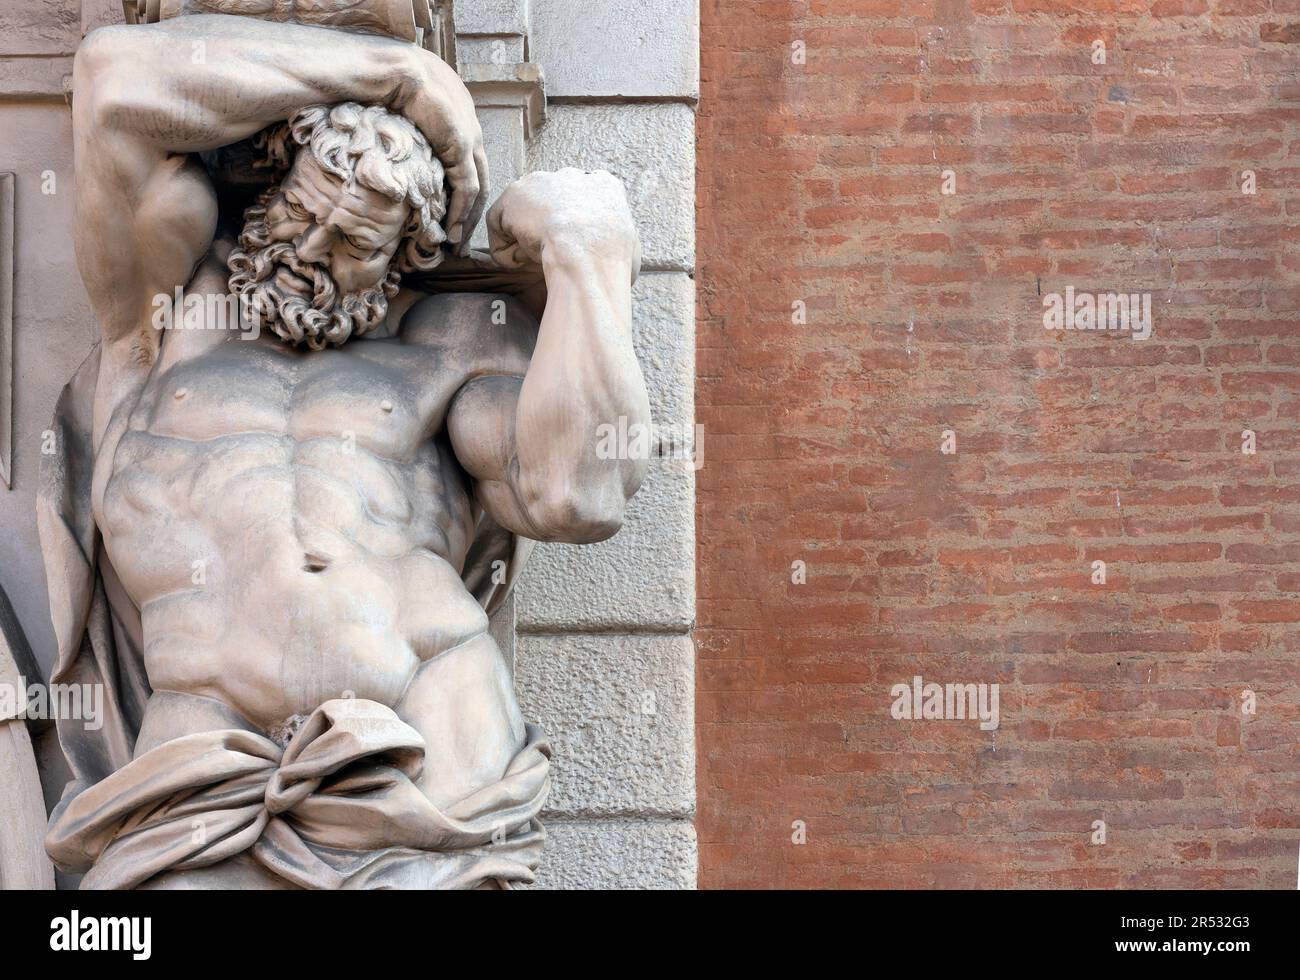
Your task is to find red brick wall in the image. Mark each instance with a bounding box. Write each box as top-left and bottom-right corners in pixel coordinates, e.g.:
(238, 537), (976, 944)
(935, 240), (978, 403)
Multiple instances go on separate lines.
(696, 0), (1300, 888)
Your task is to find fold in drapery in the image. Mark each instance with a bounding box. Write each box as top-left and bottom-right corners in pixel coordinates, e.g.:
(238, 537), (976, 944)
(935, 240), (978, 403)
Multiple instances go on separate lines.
(46, 698), (550, 890)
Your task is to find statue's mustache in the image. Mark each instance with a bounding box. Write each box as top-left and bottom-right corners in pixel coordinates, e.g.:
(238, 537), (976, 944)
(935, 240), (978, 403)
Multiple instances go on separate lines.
(243, 241), (339, 309)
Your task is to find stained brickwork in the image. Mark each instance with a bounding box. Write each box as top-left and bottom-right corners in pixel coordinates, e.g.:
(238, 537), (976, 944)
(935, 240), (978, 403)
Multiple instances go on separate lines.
(697, 0), (1300, 888)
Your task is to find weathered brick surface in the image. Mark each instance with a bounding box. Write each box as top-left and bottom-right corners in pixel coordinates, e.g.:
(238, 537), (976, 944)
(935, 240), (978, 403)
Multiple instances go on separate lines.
(697, 1), (1300, 888)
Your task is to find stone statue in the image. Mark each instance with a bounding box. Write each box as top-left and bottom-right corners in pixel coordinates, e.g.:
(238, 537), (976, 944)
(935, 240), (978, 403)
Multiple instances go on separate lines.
(35, 9), (648, 889)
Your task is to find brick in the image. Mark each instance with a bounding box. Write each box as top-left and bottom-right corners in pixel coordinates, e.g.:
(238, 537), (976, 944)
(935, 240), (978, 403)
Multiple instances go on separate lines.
(697, 0), (1300, 892)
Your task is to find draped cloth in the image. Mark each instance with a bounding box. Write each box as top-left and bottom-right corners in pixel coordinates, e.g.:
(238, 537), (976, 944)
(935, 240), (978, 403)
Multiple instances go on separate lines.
(36, 283), (545, 887)
(46, 699), (551, 890)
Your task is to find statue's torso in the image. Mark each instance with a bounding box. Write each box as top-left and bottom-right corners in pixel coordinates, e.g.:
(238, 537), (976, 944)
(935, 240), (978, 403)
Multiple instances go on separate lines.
(94, 263), (505, 732)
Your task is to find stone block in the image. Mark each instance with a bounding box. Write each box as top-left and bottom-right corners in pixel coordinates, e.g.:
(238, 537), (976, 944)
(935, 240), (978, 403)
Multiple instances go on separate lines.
(515, 273), (695, 632)
(515, 633), (695, 817)
(528, 103), (695, 272)
(527, 818), (697, 889)
(454, 0), (529, 37)
(530, 0), (698, 100)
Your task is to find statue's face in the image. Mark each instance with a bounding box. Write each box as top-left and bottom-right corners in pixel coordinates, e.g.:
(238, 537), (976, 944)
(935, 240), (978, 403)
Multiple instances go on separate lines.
(265, 151), (410, 294)
(227, 151), (414, 349)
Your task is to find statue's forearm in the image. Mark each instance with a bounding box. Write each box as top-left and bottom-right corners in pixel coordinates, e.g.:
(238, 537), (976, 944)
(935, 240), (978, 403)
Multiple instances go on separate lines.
(512, 247), (650, 538)
(79, 15), (417, 153)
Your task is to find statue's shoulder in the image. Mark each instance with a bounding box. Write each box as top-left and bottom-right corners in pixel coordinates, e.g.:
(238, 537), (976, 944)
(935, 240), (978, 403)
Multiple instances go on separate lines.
(398, 291), (538, 367)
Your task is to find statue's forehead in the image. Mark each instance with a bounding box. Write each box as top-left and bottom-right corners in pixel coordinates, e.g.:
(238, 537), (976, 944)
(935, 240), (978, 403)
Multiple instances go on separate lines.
(284, 152), (409, 230)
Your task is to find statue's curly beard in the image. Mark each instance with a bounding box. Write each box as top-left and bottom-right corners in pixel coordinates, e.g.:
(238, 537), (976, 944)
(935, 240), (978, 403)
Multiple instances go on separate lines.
(227, 198), (400, 350)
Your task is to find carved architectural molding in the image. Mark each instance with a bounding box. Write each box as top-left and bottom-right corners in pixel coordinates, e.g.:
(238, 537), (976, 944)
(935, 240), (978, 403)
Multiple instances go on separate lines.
(452, 0), (547, 250)
(461, 62), (546, 139)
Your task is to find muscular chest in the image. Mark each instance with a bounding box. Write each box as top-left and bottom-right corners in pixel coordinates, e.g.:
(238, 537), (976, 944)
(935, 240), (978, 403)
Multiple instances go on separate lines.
(96, 328), (480, 584)
(133, 333), (443, 460)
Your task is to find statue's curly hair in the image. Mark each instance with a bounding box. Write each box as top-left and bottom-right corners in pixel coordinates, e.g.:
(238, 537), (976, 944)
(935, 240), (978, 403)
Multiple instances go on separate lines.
(252, 102), (448, 273)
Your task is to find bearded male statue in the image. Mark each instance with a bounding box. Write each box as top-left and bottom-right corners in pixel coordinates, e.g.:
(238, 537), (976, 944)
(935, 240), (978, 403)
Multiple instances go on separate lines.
(36, 12), (649, 889)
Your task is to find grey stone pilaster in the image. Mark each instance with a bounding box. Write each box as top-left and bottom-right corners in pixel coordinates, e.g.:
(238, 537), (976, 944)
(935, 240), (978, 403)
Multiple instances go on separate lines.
(463, 0), (700, 889)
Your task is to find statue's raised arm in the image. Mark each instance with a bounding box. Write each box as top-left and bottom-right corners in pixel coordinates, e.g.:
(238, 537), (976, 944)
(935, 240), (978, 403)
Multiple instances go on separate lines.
(73, 14), (485, 367)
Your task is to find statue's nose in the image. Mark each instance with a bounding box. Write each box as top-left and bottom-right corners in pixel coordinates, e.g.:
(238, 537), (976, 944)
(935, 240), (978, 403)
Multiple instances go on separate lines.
(294, 225), (332, 264)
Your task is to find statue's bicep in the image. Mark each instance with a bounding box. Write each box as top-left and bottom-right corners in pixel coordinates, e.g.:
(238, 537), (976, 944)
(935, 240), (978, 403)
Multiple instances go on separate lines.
(78, 149), (217, 347)
(448, 374), (545, 537)
(447, 374), (524, 485)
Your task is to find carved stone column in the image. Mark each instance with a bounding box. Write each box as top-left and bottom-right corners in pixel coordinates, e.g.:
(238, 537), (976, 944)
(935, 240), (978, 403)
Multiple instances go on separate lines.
(506, 0), (701, 889)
